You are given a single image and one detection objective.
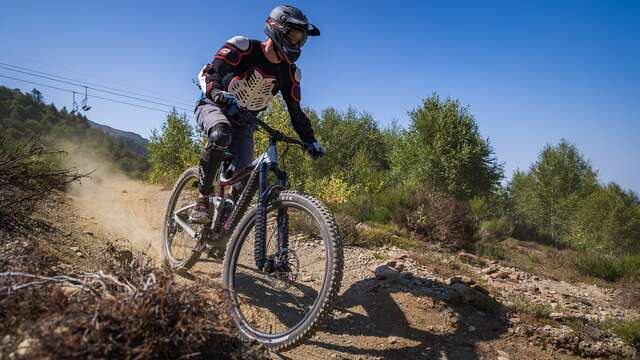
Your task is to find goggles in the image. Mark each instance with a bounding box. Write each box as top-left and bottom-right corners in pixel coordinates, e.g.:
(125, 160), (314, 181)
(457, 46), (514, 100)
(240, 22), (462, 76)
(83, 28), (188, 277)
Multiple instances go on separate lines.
(284, 27), (308, 48)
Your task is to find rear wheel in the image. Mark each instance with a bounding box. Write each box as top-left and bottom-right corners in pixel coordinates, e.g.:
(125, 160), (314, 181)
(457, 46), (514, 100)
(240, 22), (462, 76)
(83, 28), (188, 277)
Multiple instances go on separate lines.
(222, 191), (343, 351)
(161, 167), (203, 270)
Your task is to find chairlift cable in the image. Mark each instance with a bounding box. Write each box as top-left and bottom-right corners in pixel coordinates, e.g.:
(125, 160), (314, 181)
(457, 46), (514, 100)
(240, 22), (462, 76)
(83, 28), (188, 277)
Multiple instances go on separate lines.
(0, 63), (195, 111)
(0, 61), (195, 106)
(0, 73), (195, 121)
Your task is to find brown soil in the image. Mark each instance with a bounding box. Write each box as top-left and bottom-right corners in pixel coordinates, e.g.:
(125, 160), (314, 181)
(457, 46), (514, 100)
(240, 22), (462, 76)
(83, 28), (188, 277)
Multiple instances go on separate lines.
(55, 173), (613, 360)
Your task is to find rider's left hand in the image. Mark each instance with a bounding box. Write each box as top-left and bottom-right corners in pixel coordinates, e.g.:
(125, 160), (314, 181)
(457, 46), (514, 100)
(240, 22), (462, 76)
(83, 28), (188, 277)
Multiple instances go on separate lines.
(306, 142), (326, 159)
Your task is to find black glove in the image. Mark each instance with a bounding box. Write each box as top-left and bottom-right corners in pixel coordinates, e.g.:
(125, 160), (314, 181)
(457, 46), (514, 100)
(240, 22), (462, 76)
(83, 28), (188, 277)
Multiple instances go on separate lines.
(211, 90), (237, 109)
(305, 142), (326, 159)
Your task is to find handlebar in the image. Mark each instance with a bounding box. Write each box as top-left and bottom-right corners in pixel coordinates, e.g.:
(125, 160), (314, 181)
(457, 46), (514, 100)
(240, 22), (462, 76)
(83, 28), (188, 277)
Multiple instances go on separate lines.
(235, 108), (307, 148)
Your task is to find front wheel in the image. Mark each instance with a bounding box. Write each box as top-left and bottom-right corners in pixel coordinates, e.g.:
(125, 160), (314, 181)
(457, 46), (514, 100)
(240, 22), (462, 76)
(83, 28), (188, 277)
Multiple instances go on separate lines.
(222, 191), (343, 351)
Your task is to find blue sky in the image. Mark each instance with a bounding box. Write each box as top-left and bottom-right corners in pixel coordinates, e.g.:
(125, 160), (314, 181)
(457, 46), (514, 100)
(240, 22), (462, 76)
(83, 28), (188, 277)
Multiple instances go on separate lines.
(1, 1), (639, 191)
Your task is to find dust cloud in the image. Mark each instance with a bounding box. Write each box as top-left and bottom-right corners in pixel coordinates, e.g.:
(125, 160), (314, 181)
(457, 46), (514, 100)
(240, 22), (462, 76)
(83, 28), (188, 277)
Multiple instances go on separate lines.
(61, 145), (170, 258)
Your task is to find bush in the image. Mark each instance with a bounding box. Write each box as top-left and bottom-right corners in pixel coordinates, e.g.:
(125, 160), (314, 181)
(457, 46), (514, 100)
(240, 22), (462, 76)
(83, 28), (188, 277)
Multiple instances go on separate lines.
(509, 294), (552, 320)
(147, 111), (200, 185)
(0, 136), (83, 232)
(404, 189), (477, 247)
(478, 217), (514, 241)
(609, 319), (640, 349)
(476, 241), (510, 261)
(573, 253), (640, 282)
(334, 213), (360, 246)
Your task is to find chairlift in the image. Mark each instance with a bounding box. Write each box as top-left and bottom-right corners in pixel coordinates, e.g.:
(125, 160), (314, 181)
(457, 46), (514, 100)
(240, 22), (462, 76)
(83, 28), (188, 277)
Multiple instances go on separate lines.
(70, 91), (79, 115)
(81, 86), (92, 111)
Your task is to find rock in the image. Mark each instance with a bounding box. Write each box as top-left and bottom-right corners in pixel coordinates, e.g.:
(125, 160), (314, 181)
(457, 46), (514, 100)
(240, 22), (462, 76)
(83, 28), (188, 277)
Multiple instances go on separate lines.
(300, 275), (313, 283)
(490, 271), (509, 280)
(467, 325), (476, 332)
(388, 249), (410, 260)
(383, 260), (397, 268)
(83, 231), (95, 237)
(481, 265), (499, 275)
(457, 252), (480, 264)
(394, 263), (405, 272)
(510, 317), (521, 324)
(549, 312), (564, 320)
(497, 350), (509, 360)
(370, 264), (400, 281)
(69, 246), (79, 252)
(388, 336), (398, 344)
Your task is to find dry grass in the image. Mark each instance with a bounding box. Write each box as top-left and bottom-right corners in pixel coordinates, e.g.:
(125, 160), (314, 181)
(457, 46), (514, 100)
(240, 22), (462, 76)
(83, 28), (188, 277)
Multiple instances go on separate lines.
(0, 135), (85, 233)
(0, 137), (266, 359)
(0, 240), (267, 359)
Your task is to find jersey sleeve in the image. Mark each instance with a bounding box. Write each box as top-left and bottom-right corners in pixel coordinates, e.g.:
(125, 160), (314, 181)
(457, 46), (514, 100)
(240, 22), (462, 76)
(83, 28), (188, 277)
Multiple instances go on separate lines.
(198, 36), (251, 100)
(280, 64), (316, 144)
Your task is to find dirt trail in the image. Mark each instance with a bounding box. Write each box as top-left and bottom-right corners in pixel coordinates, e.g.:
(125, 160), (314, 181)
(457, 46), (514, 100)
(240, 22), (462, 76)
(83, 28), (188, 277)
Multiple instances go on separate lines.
(63, 169), (638, 359)
(65, 155), (170, 257)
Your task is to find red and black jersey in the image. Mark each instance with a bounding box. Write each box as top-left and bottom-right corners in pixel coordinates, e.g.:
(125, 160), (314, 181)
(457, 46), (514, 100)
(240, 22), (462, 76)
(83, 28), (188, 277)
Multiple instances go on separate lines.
(198, 35), (315, 143)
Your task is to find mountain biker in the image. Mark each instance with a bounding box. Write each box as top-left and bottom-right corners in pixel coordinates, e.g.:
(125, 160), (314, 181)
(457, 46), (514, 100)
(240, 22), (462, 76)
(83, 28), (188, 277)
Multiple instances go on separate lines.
(189, 5), (325, 224)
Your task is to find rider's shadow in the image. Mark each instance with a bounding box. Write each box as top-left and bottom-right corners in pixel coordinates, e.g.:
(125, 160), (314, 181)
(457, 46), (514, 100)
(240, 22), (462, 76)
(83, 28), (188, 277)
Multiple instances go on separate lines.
(294, 276), (509, 360)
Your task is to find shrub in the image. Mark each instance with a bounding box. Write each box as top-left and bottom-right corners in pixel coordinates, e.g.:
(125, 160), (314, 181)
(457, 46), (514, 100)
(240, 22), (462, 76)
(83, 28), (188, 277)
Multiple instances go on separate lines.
(478, 217), (514, 241)
(0, 135), (83, 232)
(147, 111), (200, 185)
(406, 190), (477, 247)
(476, 241), (510, 261)
(509, 294), (552, 320)
(573, 253), (640, 282)
(609, 319), (640, 349)
(334, 213), (360, 246)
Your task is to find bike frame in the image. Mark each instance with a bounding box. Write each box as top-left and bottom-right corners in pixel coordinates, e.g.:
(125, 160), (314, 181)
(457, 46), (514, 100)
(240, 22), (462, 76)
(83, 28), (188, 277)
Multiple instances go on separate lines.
(218, 136), (288, 233)
(171, 127), (294, 269)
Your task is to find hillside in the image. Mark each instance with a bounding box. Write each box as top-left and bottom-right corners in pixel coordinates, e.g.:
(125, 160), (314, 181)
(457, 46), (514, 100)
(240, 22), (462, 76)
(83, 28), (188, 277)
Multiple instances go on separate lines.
(0, 86), (149, 178)
(87, 120), (149, 157)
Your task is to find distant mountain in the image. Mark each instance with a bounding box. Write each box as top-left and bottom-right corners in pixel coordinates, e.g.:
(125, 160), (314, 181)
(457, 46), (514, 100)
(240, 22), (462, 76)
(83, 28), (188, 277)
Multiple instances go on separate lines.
(87, 120), (149, 158)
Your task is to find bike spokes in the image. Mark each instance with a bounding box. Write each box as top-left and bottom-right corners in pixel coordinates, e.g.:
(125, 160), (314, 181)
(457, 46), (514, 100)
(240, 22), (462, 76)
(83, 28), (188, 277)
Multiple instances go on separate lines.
(231, 205), (328, 336)
(165, 175), (201, 264)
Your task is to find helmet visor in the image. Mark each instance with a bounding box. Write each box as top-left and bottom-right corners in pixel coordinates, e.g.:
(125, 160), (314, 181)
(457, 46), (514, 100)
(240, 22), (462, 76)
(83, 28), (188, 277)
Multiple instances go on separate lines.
(285, 28), (307, 48)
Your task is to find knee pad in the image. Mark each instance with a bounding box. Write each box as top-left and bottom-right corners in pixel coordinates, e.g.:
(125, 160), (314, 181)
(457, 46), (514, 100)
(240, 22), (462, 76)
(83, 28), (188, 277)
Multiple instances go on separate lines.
(208, 124), (232, 149)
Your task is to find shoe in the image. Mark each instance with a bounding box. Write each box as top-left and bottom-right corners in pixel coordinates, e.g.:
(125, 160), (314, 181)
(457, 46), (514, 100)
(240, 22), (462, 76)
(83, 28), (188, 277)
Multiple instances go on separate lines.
(189, 197), (211, 224)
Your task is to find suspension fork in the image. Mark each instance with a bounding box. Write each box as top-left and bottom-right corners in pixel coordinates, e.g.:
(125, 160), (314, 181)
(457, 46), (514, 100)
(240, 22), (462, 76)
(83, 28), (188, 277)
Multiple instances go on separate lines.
(254, 161), (269, 270)
(276, 170), (289, 263)
(254, 159), (288, 271)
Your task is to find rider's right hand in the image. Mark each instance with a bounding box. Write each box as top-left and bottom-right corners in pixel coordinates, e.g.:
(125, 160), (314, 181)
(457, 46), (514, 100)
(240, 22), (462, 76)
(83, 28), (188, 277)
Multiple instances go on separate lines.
(212, 90), (237, 109)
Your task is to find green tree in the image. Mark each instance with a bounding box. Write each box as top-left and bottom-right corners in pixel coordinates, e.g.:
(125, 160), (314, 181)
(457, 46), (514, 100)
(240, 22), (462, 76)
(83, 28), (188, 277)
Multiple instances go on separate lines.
(510, 139), (598, 242)
(147, 111), (199, 184)
(391, 94), (503, 200)
(567, 183), (640, 255)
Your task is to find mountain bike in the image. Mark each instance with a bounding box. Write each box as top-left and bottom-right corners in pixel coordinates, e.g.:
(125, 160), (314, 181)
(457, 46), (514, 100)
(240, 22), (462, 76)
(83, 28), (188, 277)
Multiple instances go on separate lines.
(161, 109), (343, 350)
